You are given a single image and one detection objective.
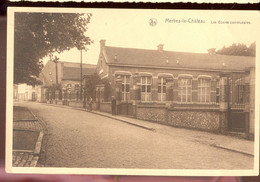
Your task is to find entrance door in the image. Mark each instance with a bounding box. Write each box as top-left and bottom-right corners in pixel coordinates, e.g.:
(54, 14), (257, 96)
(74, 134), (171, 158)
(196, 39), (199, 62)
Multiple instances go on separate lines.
(227, 73), (249, 132)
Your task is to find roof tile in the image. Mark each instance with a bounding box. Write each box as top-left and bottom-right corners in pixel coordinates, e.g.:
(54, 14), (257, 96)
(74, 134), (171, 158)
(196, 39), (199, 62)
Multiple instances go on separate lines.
(105, 46), (255, 71)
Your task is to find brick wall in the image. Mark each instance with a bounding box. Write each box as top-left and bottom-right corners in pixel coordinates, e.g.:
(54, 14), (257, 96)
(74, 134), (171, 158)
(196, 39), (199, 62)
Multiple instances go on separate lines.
(167, 109), (220, 131)
(100, 102), (112, 113)
(136, 105), (167, 123)
(136, 105), (221, 131)
(68, 101), (84, 108)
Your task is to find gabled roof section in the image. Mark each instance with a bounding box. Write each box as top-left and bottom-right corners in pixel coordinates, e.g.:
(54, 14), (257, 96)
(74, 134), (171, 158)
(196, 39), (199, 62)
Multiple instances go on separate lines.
(40, 60), (97, 85)
(104, 46), (255, 71)
(62, 62), (96, 80)
(63, 67), (96, 80)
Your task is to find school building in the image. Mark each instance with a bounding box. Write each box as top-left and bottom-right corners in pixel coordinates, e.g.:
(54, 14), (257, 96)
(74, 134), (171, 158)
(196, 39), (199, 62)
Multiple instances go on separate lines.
(95, 40), (255, 138)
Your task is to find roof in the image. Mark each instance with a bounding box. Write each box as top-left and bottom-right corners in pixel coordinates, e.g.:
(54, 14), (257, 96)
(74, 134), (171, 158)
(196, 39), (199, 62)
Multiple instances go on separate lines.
(104, 46), (255, 71)
(63, 67), (96, 80)
(40, 61), (97, 86)
(61, 61), (97, 69)
(62, 62), (96, 80)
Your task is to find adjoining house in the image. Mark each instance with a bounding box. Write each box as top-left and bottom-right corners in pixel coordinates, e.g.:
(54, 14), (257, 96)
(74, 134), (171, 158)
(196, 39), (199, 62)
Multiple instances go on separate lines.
(96, 40), (255, 138)
(38, 60), (96, 107)
(15, 83), (37, 101)
(13, 84), (18, 101)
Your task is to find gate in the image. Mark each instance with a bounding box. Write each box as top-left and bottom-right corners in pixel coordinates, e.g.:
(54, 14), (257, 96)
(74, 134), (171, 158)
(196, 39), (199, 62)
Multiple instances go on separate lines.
(118, 102), (133, 116)
(227, 73), (249, 132)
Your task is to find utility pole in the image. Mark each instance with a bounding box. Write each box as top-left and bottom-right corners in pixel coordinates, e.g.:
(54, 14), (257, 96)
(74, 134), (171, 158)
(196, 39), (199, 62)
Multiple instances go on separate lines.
(54, 56), (59, 85)
(80, 49), (83, 100)
(50, 55), (59, 85)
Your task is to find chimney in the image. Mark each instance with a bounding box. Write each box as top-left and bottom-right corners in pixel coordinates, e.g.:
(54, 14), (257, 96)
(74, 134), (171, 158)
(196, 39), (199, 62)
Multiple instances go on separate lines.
(100, 40), (106, 51)
(157, 44), (164, 52)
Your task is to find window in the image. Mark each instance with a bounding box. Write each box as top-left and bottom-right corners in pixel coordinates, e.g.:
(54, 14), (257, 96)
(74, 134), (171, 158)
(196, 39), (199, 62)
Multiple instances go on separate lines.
(141, 76), (152, 102)
(234, 78), (245, 104)
(121, 75), (130, 101)
(158, 77), (166, 102)
(216, 81), (220, 103)
(178, 78), (192, 103)
(198, 78), (211, 103)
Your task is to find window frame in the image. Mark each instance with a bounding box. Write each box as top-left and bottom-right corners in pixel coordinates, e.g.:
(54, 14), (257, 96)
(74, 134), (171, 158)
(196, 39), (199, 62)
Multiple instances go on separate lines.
(141, 76), (152, 102)
(234, 78), (245, 105)
(121, 75), (130, 101)
(198, 78), (211, 103)
(178, 78), (192, 103)
(216, 81), (220, 103)
(158, 77), (166, 102)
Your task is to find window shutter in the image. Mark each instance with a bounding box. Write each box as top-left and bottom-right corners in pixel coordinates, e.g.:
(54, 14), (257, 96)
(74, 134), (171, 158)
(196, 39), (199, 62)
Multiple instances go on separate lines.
(166, 81), (173, 101)
(192, 79), (198, 90)
(211, 80), (217, 103)
(192, 79), (198, 102)
(173, 79), (178, 102)
(136, 87), (141, 100)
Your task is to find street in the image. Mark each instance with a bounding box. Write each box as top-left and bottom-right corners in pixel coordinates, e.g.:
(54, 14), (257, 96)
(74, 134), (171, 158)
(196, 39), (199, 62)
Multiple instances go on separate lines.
(14, 102), (254, 169)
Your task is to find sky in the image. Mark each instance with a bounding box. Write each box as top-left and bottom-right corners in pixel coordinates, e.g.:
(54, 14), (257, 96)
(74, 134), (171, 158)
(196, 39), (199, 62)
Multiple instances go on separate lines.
(41, 9), (259, 65)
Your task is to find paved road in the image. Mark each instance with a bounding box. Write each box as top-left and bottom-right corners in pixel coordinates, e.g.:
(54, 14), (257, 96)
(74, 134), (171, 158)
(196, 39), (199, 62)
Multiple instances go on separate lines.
(15, 102), (254, 169)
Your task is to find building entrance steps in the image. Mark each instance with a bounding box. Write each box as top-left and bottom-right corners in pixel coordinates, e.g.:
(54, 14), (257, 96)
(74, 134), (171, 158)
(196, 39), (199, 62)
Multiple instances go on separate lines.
(42, 103), (255, 157)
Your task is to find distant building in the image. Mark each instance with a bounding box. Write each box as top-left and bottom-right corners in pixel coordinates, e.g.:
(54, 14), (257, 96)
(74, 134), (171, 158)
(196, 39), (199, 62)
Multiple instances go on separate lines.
(38, 60), (96, 106)
(13, 84), (18, 101)
(96, 40), (255, 138)
(16, 83), (37, 101)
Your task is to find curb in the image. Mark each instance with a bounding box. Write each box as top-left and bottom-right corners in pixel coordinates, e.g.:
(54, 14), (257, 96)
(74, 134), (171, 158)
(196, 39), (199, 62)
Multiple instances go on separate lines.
(211, 144), (254, 157)
(91, 111), (155, 131)
(42, 103), (154, 131)
(34, 131), (44, 155)
(28, 109), (47, 166)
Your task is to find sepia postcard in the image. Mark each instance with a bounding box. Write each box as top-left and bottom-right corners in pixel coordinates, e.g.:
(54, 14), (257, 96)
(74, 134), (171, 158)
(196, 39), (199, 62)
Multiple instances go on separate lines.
(6, 7), (260, 176)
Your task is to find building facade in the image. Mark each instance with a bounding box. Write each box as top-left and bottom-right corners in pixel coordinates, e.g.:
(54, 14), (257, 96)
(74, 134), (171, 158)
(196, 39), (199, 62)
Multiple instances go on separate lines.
(15, 83), (37, 101)
(38, 60), (96, 107)
(96, 40), (255, 138)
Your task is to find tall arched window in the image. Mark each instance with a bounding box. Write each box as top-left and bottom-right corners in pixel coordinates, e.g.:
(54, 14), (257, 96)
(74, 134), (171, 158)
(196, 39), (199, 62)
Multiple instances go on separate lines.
(141, 76), (152, 102)
(178, 77), (192, 103)
(198, 78), (211, 103)
(121, 75), (130, 101)
(158, 77), (166, 102)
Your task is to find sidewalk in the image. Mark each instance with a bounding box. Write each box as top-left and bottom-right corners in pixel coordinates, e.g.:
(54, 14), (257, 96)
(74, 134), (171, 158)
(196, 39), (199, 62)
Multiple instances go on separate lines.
(44, 103), (255, 157)
(13, 106), (46, 167)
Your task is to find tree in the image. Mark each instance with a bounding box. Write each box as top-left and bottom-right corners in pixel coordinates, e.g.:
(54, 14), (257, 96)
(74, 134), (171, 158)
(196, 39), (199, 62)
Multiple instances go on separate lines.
(84, 73), (112, 101)
(84, 73), (101, 101)
(216, 42), (255, 57)
(14, 12), (93, 85)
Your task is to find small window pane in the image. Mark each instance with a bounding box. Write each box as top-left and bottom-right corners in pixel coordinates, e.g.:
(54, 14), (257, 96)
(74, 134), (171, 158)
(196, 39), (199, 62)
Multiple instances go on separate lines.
(126, 84), (130, 92)
(147, 85), (151, 92)
(126, 76), (130, 83)
(158, 86), (161, 93)
(147, 77), (151, 84)
(188, 95), (191, 102)
(141, 77), (145, 84)
(216, 88), (219, 95)
(216, 96), (220, 103)
(141, 85), (145, 92)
